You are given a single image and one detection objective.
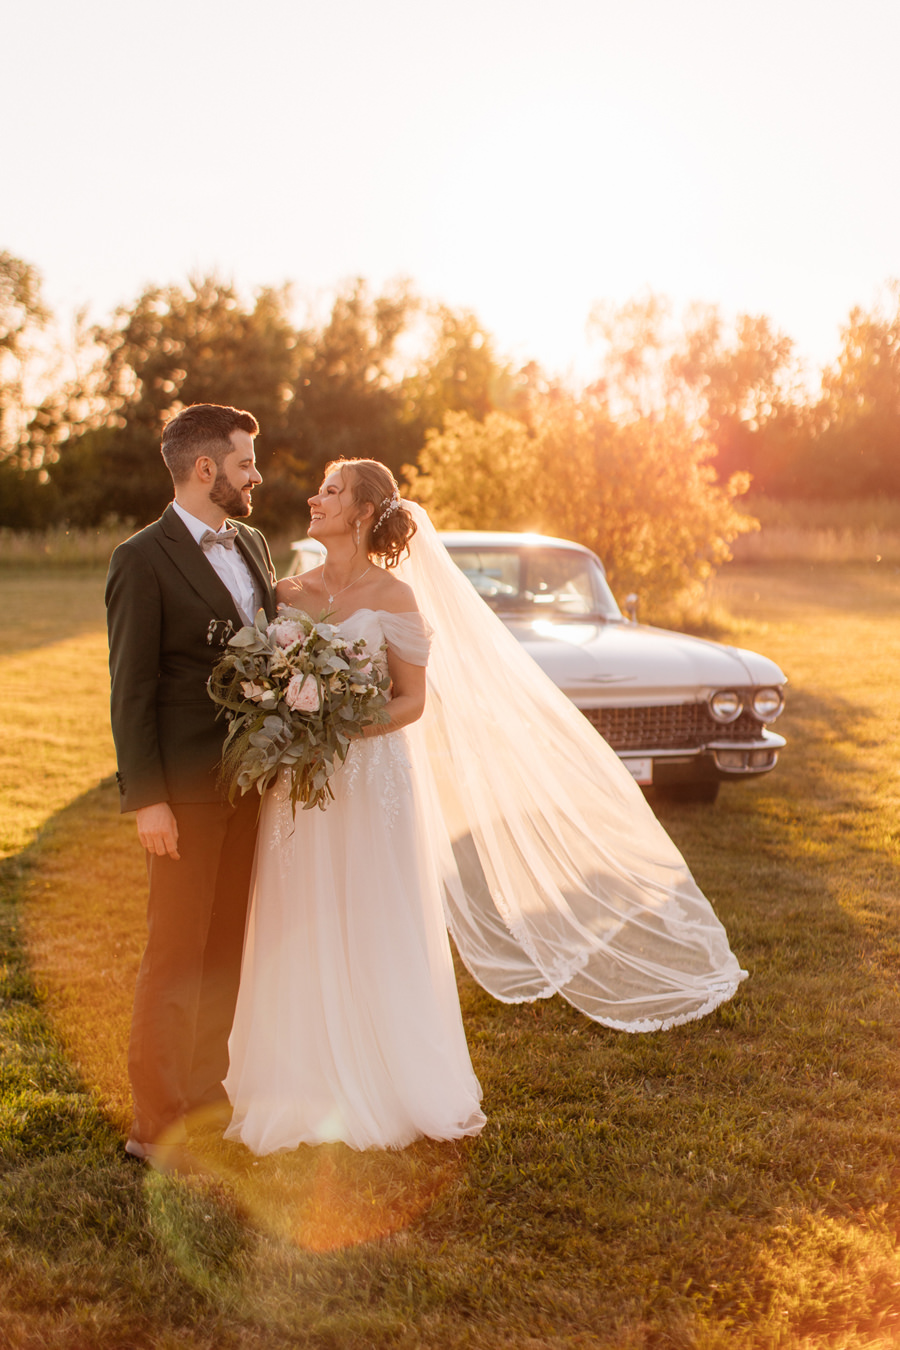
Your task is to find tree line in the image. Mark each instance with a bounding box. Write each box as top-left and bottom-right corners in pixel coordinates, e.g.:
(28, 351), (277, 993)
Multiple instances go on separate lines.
(1, 251), (898, 601)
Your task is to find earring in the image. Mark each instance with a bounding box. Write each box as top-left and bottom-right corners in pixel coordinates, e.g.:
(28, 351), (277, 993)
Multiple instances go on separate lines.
(355, 521), (361, 546)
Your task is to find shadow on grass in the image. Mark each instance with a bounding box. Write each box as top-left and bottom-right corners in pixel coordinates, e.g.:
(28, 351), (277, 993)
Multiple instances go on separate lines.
(3, 688), (900, 1347)
(0, 783), (485, 1349)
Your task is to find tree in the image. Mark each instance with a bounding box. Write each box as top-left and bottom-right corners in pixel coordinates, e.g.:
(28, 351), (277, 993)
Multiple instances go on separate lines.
(400, 305), (525, 434)
(668, 306), (805, 489)
(284, 279), (420, 494)
(25, 274), (553, 531)
(406, 393), (756, 610)
(588, 292), (808, 496)
(807, 283), (900, 496)
(533, 398), (756, 605)
(405, 410), (544, 529)
(48, 276), (301, 527)
(0, 252), (50, 452)
(587, 292), (672, 418)
(0, 252), (55, 527)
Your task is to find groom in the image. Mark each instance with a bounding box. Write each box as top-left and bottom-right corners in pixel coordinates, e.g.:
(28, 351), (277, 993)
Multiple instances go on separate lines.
(105, 403), (277, 1169)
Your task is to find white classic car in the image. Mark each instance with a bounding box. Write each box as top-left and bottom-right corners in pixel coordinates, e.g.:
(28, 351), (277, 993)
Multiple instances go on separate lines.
(290, 529), (786, 803)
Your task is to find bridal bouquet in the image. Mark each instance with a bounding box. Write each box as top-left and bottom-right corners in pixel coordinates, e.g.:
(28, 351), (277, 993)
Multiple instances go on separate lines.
(207, 607), (391, 811)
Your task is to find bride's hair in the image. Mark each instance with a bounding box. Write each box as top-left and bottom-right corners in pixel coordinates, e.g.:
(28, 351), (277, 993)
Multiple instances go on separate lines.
(326, 458), (417, 569)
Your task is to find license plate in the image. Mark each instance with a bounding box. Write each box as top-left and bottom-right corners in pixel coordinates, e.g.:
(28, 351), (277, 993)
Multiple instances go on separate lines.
(624, 757), (653, 786)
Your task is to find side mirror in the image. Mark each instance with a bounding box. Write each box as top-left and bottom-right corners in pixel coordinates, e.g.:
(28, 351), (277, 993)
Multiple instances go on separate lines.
(623, 593), (639, 623)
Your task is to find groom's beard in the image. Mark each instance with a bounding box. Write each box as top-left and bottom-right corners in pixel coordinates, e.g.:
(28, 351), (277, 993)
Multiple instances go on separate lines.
(210, 469), (252, 518)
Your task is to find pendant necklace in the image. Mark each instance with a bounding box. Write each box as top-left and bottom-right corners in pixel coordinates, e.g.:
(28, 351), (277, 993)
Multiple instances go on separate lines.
(324, 563), (372, 607)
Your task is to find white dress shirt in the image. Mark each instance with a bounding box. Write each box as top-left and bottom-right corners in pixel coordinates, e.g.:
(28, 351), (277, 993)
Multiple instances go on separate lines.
(172, 500), (261, 625)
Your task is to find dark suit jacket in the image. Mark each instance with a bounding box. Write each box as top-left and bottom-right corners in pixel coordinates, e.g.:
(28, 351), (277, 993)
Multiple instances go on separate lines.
(105, 504), (277, 812)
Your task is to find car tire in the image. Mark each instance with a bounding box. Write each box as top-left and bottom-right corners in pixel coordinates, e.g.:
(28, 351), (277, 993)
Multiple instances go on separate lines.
(657, 781), (720, 805)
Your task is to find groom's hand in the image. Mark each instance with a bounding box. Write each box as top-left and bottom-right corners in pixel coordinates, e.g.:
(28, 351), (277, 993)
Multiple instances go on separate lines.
(135, 803), (181, 860)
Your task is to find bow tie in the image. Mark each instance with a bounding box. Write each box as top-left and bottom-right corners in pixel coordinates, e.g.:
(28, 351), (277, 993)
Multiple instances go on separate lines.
(200, 526), (238, 551)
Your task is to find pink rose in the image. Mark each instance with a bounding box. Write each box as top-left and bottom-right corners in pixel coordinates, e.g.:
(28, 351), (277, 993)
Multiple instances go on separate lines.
(273, 620), (304, 648)
(285, 673), (321, 713)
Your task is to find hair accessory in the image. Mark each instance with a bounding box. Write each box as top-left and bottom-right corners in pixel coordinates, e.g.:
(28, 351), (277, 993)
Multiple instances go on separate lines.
(374, 491), (401, 532)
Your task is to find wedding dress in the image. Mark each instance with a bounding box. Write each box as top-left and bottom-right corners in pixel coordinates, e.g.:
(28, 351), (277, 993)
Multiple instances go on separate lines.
(225, 502), (747, 1155)
(224, 608), (487, 1154)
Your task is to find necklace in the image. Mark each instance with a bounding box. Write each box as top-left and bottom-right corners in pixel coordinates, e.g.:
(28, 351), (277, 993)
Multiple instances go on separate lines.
(323, 563), (372, 606)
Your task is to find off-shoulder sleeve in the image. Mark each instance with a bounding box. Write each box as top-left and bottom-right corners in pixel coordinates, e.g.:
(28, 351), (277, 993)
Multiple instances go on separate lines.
(379, 610), (433, 665)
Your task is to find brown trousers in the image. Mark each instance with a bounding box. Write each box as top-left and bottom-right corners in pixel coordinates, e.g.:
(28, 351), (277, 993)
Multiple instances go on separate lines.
(128, 795), (259, 1144)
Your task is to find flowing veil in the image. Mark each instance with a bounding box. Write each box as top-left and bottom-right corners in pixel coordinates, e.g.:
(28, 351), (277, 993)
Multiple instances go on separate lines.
(395, 501), (747, 1032)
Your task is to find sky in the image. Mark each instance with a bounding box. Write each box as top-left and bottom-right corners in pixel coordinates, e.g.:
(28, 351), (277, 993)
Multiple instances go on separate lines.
(5, 0), (900, 384)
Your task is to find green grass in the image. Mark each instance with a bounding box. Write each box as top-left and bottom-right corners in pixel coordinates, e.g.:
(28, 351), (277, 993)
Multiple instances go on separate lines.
(2, 560), (900, 1346)
(1, 573), (113, 858)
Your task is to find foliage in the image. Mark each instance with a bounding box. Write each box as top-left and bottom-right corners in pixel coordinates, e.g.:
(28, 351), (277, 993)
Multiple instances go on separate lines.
(400, 305), (535, 434)
(539, 403), (757, 606)
(25, 276), (531, 535)
(0, 254), (49, 363)
(208, 607), (390, 811)
(670, 306), (805, 484)
(407, 396), (758, 609)
(0, 460), (60, 529)
(7, 266), (900, 547)
(5, 563), (900, 1346)
(405, 409), (544, 528)
(44, 277), (302, 528)
(283, 278), (420, 495)
(589, 286), (900, 501)
(589, 292), (809, 495)
(0, 252), (50, 461)
(803, 281), (900, 497)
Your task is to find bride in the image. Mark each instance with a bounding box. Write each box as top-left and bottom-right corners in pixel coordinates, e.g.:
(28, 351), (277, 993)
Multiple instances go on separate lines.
(224, 459), (746, 1154)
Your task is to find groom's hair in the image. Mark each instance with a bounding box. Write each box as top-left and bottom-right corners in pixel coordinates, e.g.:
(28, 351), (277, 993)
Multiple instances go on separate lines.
(161, 403), (259, 483)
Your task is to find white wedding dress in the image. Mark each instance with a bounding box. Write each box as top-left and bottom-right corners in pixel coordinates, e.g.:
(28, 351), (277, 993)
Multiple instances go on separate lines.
(224, 608), (487, 1154)
(225, 503), (747, 1155)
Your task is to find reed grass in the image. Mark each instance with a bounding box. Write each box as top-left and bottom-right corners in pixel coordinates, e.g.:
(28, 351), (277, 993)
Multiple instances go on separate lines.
(0, 524), (134, 569)
(0, 525), (298, 575)
(731, 496), (900, 564)
(4, 500), (899, 582)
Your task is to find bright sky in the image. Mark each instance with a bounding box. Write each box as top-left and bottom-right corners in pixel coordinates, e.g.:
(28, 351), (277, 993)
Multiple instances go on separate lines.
(6, 0), (899, 383)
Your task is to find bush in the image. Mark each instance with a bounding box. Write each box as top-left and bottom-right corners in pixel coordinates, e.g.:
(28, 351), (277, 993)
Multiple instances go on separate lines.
(405, 400), (757, 610)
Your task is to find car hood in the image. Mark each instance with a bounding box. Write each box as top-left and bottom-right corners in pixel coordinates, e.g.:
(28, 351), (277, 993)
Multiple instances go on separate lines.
(504, 616), (786, 705)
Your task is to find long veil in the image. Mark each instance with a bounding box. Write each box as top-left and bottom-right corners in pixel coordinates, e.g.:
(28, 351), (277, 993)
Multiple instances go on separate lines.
(395, 501), (747, 1032)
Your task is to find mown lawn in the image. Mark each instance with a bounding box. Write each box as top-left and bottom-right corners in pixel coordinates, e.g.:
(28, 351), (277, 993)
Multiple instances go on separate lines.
(1, 560), (899, 1348)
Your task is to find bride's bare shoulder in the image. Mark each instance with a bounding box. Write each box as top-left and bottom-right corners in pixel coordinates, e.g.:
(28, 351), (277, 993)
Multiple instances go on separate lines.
(370, 570), (418, 615)
(276, 571), (322, 607)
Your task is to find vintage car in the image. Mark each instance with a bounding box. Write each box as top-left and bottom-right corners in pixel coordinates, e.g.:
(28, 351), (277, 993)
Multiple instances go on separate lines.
(290, 529), (786, 802)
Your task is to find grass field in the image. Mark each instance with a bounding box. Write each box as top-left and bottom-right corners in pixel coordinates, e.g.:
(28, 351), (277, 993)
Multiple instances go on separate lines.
(1, 558), (900, 1348)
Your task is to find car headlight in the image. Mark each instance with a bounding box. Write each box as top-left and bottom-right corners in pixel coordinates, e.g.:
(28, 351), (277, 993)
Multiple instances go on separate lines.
(751, 687), (784, 723)
(708, 690), (743, 723)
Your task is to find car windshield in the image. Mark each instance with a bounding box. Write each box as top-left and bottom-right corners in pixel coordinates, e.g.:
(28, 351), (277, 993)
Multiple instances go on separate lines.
(446, 545), (622, 621)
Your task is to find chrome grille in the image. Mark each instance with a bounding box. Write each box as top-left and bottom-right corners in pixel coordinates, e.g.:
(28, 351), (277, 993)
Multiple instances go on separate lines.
(582, 704), (765, 752)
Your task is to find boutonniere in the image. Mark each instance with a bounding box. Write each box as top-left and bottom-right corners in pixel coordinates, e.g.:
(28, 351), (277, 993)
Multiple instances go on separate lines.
(207, 618), (236, 648)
